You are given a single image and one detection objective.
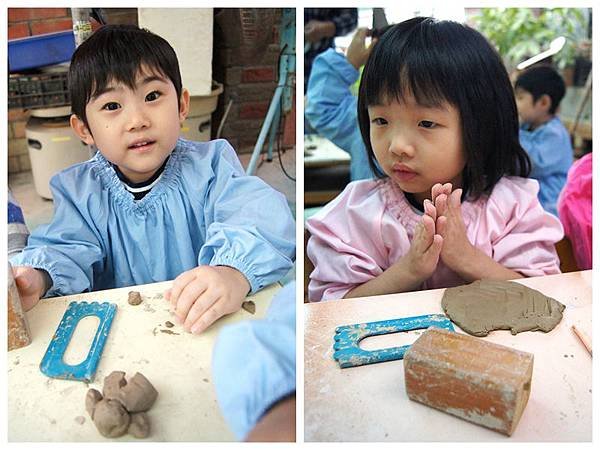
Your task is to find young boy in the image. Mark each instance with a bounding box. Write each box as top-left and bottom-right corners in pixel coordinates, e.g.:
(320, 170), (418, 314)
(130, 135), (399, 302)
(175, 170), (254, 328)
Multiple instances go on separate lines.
(10, 25), (296, 334)
(514, 65), (573, 216)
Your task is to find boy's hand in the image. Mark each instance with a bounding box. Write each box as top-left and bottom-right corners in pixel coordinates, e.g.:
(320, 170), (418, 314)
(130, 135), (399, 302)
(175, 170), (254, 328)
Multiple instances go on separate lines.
(346, 28), (375, 70)
(12, 266), (46, 312)
(404, 213), (443, 282)
(165, 265), (251, 335)
(434, 186), (475, 271)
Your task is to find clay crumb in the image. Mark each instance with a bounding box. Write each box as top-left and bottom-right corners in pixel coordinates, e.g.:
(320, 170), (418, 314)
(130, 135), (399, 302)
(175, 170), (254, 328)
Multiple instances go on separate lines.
(202, 378), (209, 383)
(242, 301), (256, 314)
(128, 291), (143, 306)
(75, 416), (86, 425)
(160, 329), (179, 335)
(165, 321), (174, 328)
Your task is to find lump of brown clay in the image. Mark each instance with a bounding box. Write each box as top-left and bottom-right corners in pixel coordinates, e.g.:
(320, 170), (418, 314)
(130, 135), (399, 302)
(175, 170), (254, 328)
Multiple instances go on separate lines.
(442, 280), (566, 337)
(119, 372), (158, 413)
(128, 412), (151, 438)
(242, 300), (256, 314)
(85, 388), (103, 419)
(93, 399), (131, 438)
(103, 371), (127, 401)
(128, 291), (142, 306)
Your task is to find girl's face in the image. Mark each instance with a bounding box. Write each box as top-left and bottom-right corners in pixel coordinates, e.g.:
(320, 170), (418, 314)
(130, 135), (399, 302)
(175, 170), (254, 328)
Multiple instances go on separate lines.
(368, 93), (466, 204)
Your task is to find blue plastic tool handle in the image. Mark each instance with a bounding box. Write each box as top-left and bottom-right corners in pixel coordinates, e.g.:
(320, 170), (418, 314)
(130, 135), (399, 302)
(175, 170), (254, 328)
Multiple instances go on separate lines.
(333, 314), (454, 368)
(40, 301), (117, 382)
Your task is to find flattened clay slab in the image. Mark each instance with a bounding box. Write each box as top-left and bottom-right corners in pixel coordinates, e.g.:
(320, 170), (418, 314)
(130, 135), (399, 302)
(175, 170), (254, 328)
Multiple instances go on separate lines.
(441, 280), (565, 336)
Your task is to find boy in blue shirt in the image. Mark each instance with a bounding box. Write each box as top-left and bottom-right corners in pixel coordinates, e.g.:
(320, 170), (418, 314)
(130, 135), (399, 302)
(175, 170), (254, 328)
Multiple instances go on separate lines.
(515, 65), (573, 216)
(10, 25), (295, 335)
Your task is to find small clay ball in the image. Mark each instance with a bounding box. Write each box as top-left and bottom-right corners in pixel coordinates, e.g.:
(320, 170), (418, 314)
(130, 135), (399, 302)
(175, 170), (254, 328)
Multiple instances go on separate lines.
(128, 291), (143, 306)
(93, 399), (131, 438)
(128, 412), (151, 438)
(85, 388), (103, 419)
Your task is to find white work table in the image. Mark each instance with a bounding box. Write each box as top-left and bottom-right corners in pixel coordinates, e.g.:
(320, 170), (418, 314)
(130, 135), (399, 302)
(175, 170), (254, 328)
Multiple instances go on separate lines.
(304, 135), (350, 168)
(304, 271), (592, 442)
(8, 281), (281, 442)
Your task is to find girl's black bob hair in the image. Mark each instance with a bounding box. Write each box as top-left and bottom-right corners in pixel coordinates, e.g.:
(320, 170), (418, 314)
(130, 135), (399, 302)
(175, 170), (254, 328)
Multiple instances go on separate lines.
(68, 24), (183, 128)
(358, 17), (531, 199)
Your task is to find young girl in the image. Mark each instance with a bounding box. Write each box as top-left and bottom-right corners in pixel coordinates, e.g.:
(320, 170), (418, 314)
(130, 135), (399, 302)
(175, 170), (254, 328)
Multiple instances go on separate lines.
(306, 17), (563, 301)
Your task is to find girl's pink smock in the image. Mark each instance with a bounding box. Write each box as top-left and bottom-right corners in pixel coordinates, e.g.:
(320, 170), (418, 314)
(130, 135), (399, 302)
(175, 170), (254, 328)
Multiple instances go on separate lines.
(306, 177), (563, 301)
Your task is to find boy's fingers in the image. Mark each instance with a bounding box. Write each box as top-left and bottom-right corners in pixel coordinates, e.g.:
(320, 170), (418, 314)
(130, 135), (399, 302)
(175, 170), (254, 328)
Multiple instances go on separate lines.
(164, 288), (171, 302)
(15, 275), (30, 291)
(184, 289), (220, 332)
(191, 301), (228, 335)
(168, 270), (197, 306)
(174, 281), (208, 323)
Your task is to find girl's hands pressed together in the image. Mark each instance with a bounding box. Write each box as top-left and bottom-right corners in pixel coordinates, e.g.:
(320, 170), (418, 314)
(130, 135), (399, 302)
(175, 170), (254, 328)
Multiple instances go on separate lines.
(165, 265), (251, 335)
(406, 212), (443, 282)
(430, 183), (475, 271)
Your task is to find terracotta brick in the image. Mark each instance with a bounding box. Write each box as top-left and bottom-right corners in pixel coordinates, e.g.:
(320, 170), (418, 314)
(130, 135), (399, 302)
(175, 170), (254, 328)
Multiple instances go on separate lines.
(18, 154), (32, 172)
(12, 121), (27, 139)
(8, 156), (21, 174)
(31, 18), (73, 36)
(404, 327), (533, 436)
(8, 139), (29, 157)
(8, 23), (30, 39)
(239, 101), (270, 120)
(8, 109), (30, 122)
(9, 8), (68, 22)
(242, 67), (275, 83)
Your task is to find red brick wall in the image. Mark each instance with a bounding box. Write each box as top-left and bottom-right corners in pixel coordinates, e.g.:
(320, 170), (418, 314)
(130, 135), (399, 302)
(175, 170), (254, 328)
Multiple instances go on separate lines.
(212, 8), (295, 153)
(7, 8), (138, 174)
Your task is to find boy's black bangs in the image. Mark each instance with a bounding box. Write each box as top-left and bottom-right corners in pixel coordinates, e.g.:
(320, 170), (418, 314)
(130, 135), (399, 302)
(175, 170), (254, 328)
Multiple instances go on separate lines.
(84, 42), (175, 103)
(364, 25), (455, 110)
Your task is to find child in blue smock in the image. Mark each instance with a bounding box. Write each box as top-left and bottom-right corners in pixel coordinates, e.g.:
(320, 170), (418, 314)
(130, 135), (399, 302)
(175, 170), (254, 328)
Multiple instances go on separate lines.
(305, 28), (374, 181)
(10, 25), (295, 335)
(515, 65), (573, 216)
(212, 281), (296, 441)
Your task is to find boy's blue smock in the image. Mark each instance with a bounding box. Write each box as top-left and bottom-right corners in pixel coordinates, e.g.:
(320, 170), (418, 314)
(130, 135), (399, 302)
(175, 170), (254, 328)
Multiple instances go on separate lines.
(212, 281), (296, 440)
(305, 48), (373, 181)
(519, 116), (573, 216)
(10, 138), (295, 297)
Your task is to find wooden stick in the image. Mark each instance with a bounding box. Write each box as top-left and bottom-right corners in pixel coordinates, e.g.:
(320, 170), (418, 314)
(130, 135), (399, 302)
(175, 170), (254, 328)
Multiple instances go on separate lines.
(571, 325), (592, 357)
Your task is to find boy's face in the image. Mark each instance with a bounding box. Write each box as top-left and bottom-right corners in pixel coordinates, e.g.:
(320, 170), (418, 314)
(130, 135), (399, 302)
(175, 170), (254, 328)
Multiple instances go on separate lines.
(514, 87), (551, 127)
(71, 66), (189, 183)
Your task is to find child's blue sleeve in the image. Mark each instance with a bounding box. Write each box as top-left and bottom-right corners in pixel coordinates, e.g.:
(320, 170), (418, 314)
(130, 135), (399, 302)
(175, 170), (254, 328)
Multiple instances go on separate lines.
(9, 174), (105, 297)
(198, 140), (295, 293)
(212, 281), (296, 440)
(305, 48), (373, 181)
(519, 119), (573, 179)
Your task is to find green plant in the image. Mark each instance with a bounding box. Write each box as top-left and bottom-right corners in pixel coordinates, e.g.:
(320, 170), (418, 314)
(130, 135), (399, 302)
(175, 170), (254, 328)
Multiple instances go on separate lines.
(471, 8), (588, 71)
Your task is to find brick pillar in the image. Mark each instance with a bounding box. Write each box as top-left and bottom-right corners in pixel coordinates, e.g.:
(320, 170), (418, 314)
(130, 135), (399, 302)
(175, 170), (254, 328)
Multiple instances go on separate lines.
(212, 8), (296, 153)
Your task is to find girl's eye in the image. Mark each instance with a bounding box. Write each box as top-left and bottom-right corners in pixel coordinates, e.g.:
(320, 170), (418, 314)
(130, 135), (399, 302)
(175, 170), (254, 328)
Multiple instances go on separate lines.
(146, 91), (161, 102)
(371, 117), (388, 126)
(102, 102), (120, 111)
(419, 120), (437, 129)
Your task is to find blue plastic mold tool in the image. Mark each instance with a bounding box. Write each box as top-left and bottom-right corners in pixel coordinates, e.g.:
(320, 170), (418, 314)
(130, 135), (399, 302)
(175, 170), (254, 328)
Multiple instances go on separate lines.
(333, 314), (454, 369)
(40, 301), (117, 382)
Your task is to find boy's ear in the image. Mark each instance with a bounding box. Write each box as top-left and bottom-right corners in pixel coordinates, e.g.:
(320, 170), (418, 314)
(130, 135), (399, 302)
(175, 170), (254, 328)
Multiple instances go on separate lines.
(70, 114), (95, 145)
(179, 88), (190, 123)
(537, 94), (552, 112)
